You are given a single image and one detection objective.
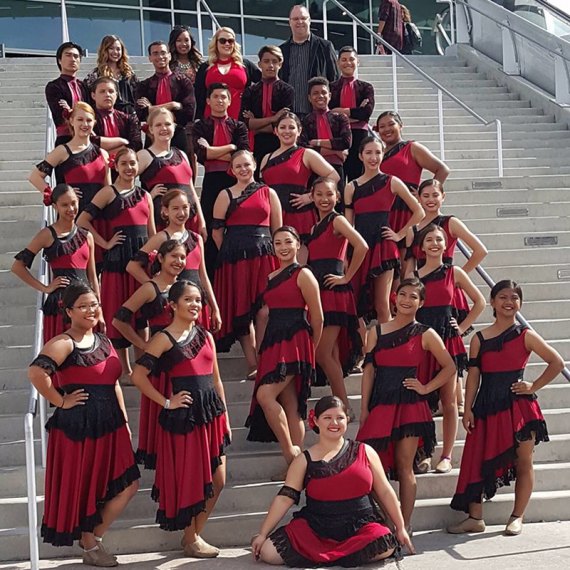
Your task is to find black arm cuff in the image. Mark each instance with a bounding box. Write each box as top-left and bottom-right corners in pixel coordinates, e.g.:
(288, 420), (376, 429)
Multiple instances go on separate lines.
(114, 306), (134, 323)
(14, 248), (37, 269)
(30, 354), (58, 375)
(277, 485), (301, 505)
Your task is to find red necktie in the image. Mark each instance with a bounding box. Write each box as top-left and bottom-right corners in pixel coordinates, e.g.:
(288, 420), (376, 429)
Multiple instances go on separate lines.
(262, 79), (275, 118)
(156, 72), (173, 105)
(213, 117), (231, 147)
(340, 77), (356, 109)
(68, 78), (82, 105)
(316, 110), (333, 141)
(100, 110), (119, 137)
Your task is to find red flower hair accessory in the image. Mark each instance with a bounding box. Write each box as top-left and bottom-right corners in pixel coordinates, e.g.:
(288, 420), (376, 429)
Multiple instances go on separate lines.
(108, 153), (116, 170)
(141, 122), (149, 134)
(308, 408), (316, 430)
(43, 185), (53, 206)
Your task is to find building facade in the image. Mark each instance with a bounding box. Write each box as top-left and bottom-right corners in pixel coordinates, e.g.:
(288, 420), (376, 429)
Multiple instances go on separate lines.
(0, 0), (442, 57)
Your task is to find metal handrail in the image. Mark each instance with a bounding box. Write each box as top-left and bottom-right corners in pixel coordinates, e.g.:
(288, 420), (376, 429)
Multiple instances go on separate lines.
(457, 240), (570, 383)
(196, 0), (220, 54)
(322, 0), (504, 177)
(535, 0), (570, 25)
(455, 0), (570, 62)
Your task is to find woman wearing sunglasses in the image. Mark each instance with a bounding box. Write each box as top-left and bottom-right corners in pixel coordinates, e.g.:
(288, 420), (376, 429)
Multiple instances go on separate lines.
(194, 27), (260, 120)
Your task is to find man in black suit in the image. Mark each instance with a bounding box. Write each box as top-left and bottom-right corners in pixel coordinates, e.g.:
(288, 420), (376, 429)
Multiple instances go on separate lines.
(279, 4), (339, 118)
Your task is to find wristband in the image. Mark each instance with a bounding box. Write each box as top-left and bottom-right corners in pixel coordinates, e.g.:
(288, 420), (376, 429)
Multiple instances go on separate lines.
(59, 394), (65, 408)
(164, 398), (171, 410)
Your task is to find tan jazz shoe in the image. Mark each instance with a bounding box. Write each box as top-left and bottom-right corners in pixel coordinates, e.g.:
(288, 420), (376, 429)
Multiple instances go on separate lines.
(505, 515), (523, 536)
(447, 517), (486, 534)
(435, 456), (452, 473)
(183, 536), (220, 558)
(82, 544), (119, 567)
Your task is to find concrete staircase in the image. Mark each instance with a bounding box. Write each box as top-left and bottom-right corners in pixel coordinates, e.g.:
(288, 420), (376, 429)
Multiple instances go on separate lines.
(0, 54), (569, 562)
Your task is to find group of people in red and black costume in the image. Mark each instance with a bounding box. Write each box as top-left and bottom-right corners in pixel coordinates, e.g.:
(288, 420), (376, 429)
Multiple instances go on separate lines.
(15, 9), (567, 567)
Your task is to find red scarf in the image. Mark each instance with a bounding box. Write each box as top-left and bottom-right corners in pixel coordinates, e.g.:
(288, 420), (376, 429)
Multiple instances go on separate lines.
(156, 71), (173, 105)
(340, 77), (356, 109)
(316, 110), (333, 141)
(213, 116), (231, 146)
(99, 109), (119, 137)
(262, 79), (276, 118)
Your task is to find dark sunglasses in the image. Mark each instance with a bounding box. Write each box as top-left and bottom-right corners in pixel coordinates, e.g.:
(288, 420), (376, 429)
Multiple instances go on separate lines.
(217, 37), (235, 45)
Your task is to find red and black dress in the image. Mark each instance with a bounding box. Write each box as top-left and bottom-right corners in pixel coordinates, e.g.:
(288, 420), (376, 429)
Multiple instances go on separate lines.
(415, 263), (467, 382)
(32, 333), (140, 546)
(114, 281), (172, 469)
(213, 182), (278, 352)
(261, 146), (317, 244)
(408, 215), (472, 331)
(307, 212), (362, 380)
(269, 440), (399, 567)
(348, 174), (400, 321)
(451, 325), (549, 513)
(14, 226), (90, 344)
(356, 322), (437, 478)
(139, 147), (199, 232)
(246, 263), (315, 442)
(136, 326), (230, 530)
(381, 141), (421, 238)
(85, 185), (150, 348)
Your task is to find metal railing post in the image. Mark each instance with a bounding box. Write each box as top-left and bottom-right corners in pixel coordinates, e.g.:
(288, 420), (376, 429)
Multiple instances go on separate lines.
(391, 52), (399, 112)
(61, 0), (69, 42)
(323, 0), (329, 40)
(197, 2), (204, 54)
(25, 409), (39, 570)
(495, 119), (504, 178)
(438, 89), (446, 161)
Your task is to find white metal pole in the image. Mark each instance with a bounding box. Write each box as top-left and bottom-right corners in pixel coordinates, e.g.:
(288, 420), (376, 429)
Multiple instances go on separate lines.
(438, 89), (445, 161)
(25, 413), (40, 570)
(391, 52), (398, 112)
(496, 119), (504, 177)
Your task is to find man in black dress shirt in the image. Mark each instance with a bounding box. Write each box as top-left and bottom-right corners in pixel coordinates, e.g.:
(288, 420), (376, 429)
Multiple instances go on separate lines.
(280, 4), (339, 118)
(330, 47), (375, 182)
(45, 41), (89, 146)
(135, 41), (195, 154)
(240, 45), (295, 173)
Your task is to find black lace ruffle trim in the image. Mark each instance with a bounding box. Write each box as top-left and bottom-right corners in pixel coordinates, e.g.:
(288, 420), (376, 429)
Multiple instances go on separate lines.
(30, 354), (58, 375)
(59, 333), (112, 370)
(450, 419), (549, 513)
(270, 523), (398, 568)
(259, 316), (312, 352)
(266, 263), (301, 291)
(46, 393), (127, 440)
(40, 462), (139, 546)
(44, 226), (89, 261)
(352, 173), (390, 203)
(104, 186), (146, 219)
(216, 232), (274, 265)
(262, 145), (300, 171)
(215, 308), (258, 353)
(382, 140), (411, 161)
(278, 485), (301, 505)
(132, 249), (150, 267)
(478, 324), (528, 357)
(102, 230), (148, 272)
(157, 326), (207, 373)
(226, 182), (265, 217)
(155, 483), (214, 531)
(306, 211), (338, 243)
(158, 387), (226, 434)
(374, 321), (429, 351)
(135, 448), (157, 470)
(35, 159), (54, 176)
(14, 248), (36, 268)
(306, 440), (359, 480)
(472, 370), (534, 418)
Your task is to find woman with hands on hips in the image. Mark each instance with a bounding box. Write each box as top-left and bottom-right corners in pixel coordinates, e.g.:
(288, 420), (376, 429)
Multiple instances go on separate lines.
(251, 395), (414, 567)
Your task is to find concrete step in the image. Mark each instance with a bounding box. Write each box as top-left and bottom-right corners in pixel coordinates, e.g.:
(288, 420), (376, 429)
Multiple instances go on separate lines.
(444, 188), (570, 206)
(465, 216), (570, 233)
(0, 191), (42, 208)
(449, 202), (570, 220)
(467, 246), (570, 267)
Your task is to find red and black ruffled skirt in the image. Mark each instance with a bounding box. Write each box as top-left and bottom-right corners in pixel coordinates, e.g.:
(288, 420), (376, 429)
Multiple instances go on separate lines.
(356, 364), (436, 479)
(214, 226), (278, 352)
(246, 309), (316, 442)
(41, 385), (140, 546)
(451, 370), (549, 513)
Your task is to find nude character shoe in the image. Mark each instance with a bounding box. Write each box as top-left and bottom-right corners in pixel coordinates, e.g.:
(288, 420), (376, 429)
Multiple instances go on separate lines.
(183, 536), (220, 558)
(505, 515), (523, 536)
(447, 517), (486, 534)
(435, 456), (452, 473)
(82, 544), (119, 567)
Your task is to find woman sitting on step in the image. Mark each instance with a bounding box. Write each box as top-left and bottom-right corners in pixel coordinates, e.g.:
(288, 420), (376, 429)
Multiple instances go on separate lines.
(251, 395), (415, 567)
(448, 279), (564, 536)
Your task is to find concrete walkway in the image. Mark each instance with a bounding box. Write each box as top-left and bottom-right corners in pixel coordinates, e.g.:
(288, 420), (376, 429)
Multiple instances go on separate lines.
(2, 521), (569, 570)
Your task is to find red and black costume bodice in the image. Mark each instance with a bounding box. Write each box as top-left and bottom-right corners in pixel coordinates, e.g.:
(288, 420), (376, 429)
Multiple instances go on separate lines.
(381, 141), (421, 191)
(269, 440), (398, 568)
(36, 144), (107, 212)
(138, 326), (227, 437)
(167, 229), (203, 284)
(409, 215), (456, 267)
(85, 185), (150, 272)
(451, 325), (549, 513)
(15, 226), (90, 317)
(213, 182), (274, 267)
(138, 281), (172, 335)
(260, 146), (316, 241)
(307, 212), (348, 287)
(381, 140), (421, 233)
(349, 173), (395, 248)
(139, 147), (198, 231)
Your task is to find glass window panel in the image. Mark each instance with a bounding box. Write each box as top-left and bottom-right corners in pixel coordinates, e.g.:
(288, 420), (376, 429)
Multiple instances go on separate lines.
(143, 0), (171, 8)
(66, 4), (143, 57)
(175, 0), (239, 14)
(244, 18), (292, 58)
(143, 10), (173, 48)
(0, 0), (61, 53)
(242, 0), (296, 18)
(208, 15), (242, 48)
(68, 0), (139, 5)
(173, 12), (206, 59)
(309, 0), (371, 23)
